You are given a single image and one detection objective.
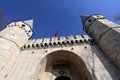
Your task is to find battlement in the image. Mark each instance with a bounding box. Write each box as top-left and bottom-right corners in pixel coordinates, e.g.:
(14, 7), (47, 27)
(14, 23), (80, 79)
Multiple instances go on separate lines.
(21, 34), (94, 50)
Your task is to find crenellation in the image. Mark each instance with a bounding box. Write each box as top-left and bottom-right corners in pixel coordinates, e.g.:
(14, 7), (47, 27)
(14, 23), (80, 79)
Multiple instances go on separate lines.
(21, 35), (93, 50)
(67, 35), (75, 40)
(51, 37), (58, 42)
(66, 35), (75, 45)
(28, 39), (36, 43)
(59, 36), (66, 41)
(82, 35), (92, 42)
(35, 38), (43, 43)
(74, 35), (84, 42)
(25, 39), (36, 49)
(43, 37), (50, 43)
(20, 36), (94, 51)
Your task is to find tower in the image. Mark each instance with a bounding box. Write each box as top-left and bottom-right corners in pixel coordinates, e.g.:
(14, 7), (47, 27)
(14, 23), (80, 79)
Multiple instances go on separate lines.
(0, 20), (33, 77)
(81, 14), (120, 68)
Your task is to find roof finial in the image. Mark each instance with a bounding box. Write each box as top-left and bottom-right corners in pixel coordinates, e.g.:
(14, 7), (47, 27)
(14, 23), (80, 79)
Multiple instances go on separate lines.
(80, 15), (89, 24)
(24, 19), (33, 29)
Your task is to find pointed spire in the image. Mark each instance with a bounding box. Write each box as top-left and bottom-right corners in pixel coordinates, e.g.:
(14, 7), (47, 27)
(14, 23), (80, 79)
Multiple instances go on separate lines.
(24, 19), (33, 29)
(80, 15), (89, 24)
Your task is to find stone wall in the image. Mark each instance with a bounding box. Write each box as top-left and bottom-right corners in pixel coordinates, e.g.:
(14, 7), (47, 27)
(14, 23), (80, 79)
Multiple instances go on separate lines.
(0, 36), (118, 80)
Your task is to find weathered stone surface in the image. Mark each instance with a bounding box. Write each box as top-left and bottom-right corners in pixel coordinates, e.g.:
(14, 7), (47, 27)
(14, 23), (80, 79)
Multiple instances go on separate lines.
(0, 16), (119, 80)
(2, 44), (117, 80)
(84, 14), (120, 69)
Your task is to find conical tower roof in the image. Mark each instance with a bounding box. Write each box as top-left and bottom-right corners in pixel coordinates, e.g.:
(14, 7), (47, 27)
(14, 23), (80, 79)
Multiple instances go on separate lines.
(24, 19), (33, 29)
(80, 15), (89, 24)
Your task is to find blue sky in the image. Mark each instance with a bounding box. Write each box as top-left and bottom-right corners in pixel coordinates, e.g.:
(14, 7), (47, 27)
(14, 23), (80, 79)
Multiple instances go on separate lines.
(0, 0), (120, 38)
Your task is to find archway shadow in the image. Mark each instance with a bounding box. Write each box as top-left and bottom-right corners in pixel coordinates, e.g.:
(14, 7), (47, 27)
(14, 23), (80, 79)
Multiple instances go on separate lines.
(39, 50), (93, 80)
(55, 76), (70, 80)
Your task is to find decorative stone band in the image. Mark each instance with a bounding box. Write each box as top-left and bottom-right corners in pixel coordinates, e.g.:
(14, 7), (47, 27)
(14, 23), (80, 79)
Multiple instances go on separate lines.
(0, 36), (20, 49)
(21, 34), (94, 50)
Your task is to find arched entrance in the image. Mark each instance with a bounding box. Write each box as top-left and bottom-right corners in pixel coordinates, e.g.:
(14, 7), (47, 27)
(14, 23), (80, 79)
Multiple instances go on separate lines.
(55, 76), (70, 80)
(36, 50), (92, 80)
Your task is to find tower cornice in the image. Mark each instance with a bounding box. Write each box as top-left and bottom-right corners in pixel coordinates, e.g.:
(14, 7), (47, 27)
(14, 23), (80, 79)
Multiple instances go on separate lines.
(6, 21), (33, 38)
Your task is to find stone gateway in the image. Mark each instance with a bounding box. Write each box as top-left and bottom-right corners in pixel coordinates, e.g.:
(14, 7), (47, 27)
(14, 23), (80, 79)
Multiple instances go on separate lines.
(0, 14), (119, 80)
